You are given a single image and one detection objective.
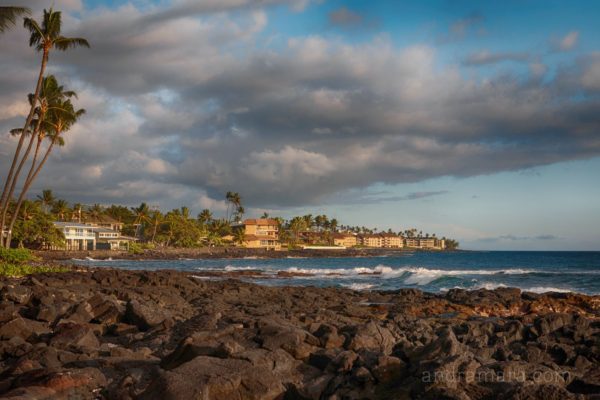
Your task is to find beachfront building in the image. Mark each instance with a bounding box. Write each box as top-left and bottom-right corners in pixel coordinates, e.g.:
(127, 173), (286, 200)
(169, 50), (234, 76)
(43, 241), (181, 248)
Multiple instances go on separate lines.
(241, 219), (281, 250)
(94, 228), (136, 250)
(359, 234), (383, 248)
(53, 222), (97, 250)
(380, 233), (403, 248)
(332, 233), (358, 248)
(82, 215), (124, 232)
(404, 237), (446, 250)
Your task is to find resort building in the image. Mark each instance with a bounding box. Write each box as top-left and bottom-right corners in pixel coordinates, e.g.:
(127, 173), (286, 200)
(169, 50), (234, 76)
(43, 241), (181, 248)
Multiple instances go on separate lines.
(404, 238), (420, 248)
(359, 234), (383, 248)
(332, 233), (358, 248)
(241, 219), (281, 250)
(380, 233), (403, 248)
(53, 222), (97, 251)
(404, 237), (446, 250)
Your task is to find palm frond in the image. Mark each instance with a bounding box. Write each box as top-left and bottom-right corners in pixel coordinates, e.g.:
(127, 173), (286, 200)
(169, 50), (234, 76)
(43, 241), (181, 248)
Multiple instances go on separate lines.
(53, 36), (90, 50)
(23, 17), (43, 48)
(0, 6), (30, 33)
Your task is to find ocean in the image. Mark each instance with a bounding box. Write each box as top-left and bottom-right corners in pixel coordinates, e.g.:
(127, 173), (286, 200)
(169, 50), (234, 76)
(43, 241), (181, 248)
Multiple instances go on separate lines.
(75, 251), (600, 295)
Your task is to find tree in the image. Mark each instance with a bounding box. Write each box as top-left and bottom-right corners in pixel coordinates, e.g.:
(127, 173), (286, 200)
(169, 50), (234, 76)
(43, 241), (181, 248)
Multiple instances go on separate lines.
(148, 210), (164, 244)
(198, 209), (212, 225)
(3, 97), (85, 246)
(0, 6), (30, 33)
(52, 199), (70, 221)
(0, 9), (89, 232)
(36, 189), (55, 212)
(0, 76), (76, 245)
(88, 204), (104, 220)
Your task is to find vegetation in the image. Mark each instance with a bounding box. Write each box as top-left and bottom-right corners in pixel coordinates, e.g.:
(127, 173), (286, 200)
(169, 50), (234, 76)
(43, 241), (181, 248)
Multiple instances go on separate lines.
(0, 8), (89, 248)
(0, 6), (30, 33)
(0, 247), (68, 277)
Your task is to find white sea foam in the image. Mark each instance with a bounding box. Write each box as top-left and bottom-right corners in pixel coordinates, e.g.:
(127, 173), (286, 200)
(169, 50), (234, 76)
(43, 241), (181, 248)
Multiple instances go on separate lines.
(521, 286), (573, 293)
(341, 283), (377, 291)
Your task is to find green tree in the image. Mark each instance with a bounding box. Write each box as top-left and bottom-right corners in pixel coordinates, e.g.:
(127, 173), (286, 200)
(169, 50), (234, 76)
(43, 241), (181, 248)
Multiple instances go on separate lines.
(0, 9), (89, 233)
(36, 189), (55, 213)
(3, 97), (85, 246)
(51, 199), (70, 221)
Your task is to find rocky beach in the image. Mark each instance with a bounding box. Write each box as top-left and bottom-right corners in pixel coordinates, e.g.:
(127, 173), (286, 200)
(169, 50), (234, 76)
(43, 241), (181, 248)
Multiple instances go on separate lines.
(0, 267), (598, 399)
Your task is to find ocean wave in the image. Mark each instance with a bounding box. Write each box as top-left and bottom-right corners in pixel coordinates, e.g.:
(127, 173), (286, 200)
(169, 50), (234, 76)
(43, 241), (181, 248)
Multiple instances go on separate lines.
(341, 283), (377, 291)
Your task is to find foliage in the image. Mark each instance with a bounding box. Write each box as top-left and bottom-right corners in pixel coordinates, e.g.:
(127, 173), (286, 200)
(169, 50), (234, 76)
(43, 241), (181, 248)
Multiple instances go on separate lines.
(0, 247), (36, 264)
(0, 262), (69, 277)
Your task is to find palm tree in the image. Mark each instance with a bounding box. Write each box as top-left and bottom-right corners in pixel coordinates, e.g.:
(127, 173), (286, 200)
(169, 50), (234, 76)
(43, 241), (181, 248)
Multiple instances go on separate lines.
(88, 204), (103, 220)
(0, 6), (30, 33)
(198, 209), (212, 226)
(132, 203), (151, 238)
(0, 9), (89, 246)
(36, 189), (55, 213)
(52, 199), (70, 221)
(3, 98), (85, 246)
(0, 76), (75, 240)
(148, 210), (164, 243)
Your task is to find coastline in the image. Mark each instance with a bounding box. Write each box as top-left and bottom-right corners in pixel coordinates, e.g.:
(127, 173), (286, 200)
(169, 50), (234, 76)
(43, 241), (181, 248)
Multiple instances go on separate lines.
(34, 246), (456, 261)
(0, 267), (598, 399)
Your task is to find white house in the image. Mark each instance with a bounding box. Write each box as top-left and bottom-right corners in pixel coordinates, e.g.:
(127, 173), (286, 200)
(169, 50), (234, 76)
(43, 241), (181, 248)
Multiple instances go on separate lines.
(53, 222), (97, 251)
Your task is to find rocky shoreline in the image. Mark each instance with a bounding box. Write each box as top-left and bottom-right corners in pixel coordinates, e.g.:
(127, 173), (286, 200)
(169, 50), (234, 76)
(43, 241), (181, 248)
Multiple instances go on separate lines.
(0, 268), (599, 399)
(35, 247), (450, 261)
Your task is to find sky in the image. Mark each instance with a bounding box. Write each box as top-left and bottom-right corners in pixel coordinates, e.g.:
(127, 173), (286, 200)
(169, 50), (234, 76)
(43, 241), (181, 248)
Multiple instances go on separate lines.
(1, 0), (599, 250)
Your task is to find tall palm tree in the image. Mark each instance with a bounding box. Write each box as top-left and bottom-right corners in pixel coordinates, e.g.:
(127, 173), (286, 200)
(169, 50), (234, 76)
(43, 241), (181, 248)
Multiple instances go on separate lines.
(0, 76), (75, 240)
(3, 98), (85, 246)
(148, 210), (164, 244)
(0, 8), (89, 239)
(36, 189), (55, 213)
(0, 6), (30, 33)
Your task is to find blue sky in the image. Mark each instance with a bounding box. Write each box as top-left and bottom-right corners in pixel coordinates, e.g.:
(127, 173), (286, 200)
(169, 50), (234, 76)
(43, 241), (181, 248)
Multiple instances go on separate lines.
(1, 0), (599, 250)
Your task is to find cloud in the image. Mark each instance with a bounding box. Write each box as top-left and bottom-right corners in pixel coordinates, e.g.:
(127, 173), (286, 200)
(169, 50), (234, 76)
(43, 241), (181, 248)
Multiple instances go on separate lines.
(328, 7), (363, 27)
(333, 190), (448, 205)
(478, 234), (559, 242)
(439, 11), (485, 43)
(553, 31), (579, 52)
(463, 50), (530, 66)
(1, 2), (600, 211)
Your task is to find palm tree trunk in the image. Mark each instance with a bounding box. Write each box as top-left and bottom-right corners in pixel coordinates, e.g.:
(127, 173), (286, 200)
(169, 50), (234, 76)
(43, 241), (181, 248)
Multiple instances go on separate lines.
(0, 119), (43, 246)
(4, 136), (54, 247)
(0, 49), (48, 247)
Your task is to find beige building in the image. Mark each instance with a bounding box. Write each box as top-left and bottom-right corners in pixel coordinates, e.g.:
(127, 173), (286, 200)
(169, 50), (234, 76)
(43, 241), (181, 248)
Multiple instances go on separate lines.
(404, 237), (445, 250)
(332, 233), (358, 247)
(380, 233), (403, 248)
(241, 219), (281, 250)
(359, 234), (383, 248)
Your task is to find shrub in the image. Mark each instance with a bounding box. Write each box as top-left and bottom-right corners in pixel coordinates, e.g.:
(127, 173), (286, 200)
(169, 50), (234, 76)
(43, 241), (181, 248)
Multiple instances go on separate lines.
(0, 247), (36, 264)
(0, 263), (69, 277)
(128, 242), (144, 255)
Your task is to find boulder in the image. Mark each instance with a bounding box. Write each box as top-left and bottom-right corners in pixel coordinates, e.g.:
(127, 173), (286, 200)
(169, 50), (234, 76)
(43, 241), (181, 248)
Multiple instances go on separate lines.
(50, 322), (100, 352)
(0, 317), (50, 341)
(346, 321), (396, 354)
